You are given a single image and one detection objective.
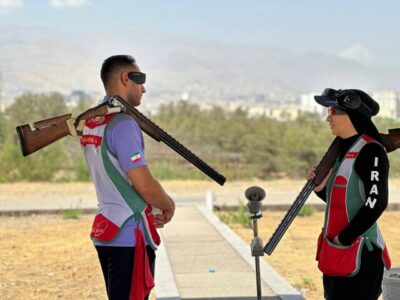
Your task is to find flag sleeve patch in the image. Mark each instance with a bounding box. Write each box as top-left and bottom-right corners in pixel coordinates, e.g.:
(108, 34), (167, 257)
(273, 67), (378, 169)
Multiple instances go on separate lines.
(130, 152), (142, 163)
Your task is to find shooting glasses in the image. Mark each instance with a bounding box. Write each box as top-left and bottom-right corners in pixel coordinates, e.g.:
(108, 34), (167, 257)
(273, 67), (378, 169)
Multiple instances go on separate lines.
(128, 71), (146, 84)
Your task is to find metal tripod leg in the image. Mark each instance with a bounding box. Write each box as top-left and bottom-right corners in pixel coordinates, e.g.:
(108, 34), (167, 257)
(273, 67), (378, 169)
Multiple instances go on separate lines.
(251, 214), (264, 300)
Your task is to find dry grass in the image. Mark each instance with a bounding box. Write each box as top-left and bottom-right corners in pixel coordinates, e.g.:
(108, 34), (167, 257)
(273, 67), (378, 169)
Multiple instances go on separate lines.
(0, 213), (160, 300)
(0, 214), (105, 300)
(0, 181), (399, 300)
(220, 210), (400, 300)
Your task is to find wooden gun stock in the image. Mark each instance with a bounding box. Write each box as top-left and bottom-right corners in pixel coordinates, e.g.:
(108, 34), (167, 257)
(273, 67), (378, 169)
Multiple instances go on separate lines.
(380, 128), (400, 153)
(16, 114), (72, 156)
(264, 129), (400, 255)
(16, 102), (112, 156)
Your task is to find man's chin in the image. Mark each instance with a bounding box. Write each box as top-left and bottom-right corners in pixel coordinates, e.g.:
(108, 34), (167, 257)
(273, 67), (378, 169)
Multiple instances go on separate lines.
(130, 99), (141, 107)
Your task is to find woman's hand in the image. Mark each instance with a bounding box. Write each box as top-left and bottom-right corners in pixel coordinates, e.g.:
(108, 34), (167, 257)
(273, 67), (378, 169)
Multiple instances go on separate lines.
(307, 167), (333, 192)
(332, 235), (343, 246)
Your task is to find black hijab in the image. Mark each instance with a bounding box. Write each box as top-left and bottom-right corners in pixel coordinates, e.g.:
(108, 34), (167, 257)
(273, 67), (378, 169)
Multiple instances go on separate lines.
(347, 109), (383, 144)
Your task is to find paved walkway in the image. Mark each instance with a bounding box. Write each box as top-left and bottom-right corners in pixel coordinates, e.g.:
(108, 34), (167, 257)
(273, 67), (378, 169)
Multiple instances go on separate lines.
(155, 205), (301, 299)
(0, 186), (305, 299)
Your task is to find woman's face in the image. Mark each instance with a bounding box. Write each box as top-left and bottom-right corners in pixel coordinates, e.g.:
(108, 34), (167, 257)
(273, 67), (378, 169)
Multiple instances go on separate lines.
(326, 107), (355, 138)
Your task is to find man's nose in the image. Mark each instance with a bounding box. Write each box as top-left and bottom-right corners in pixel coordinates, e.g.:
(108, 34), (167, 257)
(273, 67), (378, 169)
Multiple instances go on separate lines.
(142, 85), (146, 93)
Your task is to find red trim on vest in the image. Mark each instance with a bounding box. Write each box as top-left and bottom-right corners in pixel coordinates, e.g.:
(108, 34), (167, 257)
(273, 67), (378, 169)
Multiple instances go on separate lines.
(90, 214), (120, 241)
(345, 152), (358, 159)
(334, 175), (347, 185)
(362, 135), (375, 142)
(382, 245), (391, 269)
(85, 113), (116, 129)
(80, 135), (102, 147)
(326, 175), (348, 239)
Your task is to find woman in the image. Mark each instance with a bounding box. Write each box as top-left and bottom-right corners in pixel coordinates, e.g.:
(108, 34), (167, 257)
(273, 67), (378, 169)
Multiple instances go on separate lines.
(309, 88), (391, 300)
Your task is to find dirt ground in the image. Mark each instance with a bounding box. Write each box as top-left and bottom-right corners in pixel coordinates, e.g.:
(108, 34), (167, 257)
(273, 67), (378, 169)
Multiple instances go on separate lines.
(0, 214), (106, 300)
(224, 210), (400, 300)
(1, 213), (398, 300)
(0, 181), (399, 300)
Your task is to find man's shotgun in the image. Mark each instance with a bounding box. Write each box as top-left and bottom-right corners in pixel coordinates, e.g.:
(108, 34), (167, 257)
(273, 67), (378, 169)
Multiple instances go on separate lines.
(16, 95), (226, 186)
(264, 128), (400, 255)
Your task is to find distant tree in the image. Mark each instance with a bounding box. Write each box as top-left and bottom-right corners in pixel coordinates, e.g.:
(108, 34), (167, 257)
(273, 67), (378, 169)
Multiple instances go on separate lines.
(73, 155), (91, 181)
(6, 92), (67, 127)
(0, 111), (7, 149)
(70, 95), (95, 116)
(0, 143), (67, 182)
(2, 95), (400, 182)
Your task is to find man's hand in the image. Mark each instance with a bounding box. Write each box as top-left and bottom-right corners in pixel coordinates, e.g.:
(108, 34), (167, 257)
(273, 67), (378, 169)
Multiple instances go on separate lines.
(153, 196), (175, 226)
(163, 199), (175, 224)
(154, 213), (167, 228)
(163, 209), (174, 224)
(163, 196), (175, 223)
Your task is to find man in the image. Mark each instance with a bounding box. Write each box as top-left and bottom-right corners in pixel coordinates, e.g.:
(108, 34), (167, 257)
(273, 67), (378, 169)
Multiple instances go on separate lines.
(80, 55), (175, 300)
(309, 88), (391, 300)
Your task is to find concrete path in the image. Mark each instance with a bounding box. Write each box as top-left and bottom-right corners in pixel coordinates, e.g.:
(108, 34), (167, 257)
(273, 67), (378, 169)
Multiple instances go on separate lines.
(155, 205), (302, 300)
(0, 187), (304, 300)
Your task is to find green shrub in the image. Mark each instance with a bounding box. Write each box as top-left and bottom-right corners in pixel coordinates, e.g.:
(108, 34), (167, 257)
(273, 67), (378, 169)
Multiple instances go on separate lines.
(61, 208), (81, 220)
(298, 204), (316, 217)
(232, 201), (252, 228)
(219, 201), (251, 228)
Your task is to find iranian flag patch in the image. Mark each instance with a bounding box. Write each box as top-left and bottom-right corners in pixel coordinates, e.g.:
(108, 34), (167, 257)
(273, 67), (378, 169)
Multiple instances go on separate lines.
(130, 152), (142, 163)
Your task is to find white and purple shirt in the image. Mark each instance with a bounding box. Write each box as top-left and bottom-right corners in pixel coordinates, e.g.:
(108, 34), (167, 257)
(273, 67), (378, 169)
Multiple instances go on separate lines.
(82, 97), (157, 248)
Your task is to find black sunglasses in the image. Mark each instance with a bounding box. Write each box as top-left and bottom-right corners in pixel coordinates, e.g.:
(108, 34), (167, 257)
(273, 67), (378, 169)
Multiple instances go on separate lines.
(128, 72), (146, 84)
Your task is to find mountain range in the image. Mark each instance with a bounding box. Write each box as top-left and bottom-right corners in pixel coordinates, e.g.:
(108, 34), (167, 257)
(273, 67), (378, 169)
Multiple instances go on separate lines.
(0, 25), (399, 107)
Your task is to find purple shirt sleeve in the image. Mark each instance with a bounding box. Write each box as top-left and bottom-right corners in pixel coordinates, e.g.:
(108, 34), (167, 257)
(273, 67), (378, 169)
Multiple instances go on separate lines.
(106, 117), (147, 172)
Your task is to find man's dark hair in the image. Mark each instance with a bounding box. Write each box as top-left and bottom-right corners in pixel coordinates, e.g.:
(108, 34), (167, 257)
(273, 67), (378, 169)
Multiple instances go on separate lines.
(101, 55), (136, 87)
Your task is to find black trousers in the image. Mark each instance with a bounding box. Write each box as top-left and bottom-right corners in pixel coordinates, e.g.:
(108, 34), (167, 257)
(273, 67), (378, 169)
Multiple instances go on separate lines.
(323, 245), (384, 300)
(95, 245), (156, 300)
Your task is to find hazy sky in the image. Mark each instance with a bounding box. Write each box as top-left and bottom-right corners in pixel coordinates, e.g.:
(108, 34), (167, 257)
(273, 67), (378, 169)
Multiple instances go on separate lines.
(0, 0), (399, 66)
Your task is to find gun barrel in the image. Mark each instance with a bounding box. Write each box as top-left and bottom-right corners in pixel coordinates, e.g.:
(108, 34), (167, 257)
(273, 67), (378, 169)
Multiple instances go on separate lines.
(113, 95), (226, 186)
(264, 180), (315, 255)
(263, 137), (341, 255)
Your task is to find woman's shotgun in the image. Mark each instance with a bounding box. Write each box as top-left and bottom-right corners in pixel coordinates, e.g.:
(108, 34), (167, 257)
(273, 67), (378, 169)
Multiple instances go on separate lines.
(264, 128), (400, 255)
(16, 95), (226, 186)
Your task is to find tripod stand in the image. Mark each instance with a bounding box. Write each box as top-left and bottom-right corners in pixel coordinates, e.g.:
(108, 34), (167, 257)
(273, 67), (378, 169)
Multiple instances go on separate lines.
(245, 186), (266, 300)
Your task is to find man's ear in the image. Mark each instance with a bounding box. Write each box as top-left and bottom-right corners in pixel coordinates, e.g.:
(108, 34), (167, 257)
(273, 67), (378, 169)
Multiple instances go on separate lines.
(119, 71), (129, 86)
